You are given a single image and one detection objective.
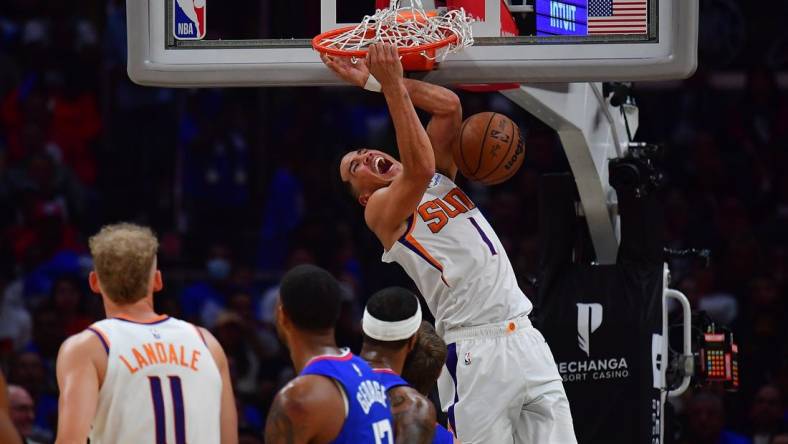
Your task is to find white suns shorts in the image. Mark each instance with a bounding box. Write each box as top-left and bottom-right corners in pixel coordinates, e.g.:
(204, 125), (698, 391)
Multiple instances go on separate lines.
(437, 316), (577, 444)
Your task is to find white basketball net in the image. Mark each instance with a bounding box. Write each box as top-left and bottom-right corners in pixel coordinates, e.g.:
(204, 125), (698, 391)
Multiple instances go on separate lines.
(318, 0), (474, 62)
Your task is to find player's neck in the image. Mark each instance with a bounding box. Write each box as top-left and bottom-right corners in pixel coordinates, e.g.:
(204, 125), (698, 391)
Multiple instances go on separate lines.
(103, 295), (160, 321)
(359, 346), (406, 374)
(289, 330), (342, 373)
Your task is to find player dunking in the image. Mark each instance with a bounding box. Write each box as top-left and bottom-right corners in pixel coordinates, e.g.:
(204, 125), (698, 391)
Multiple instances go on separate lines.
(359, 287), (455, 444)
(54, 223), (238, 444)
(265, 264), (394, 443)
(325, 43), (577, 443)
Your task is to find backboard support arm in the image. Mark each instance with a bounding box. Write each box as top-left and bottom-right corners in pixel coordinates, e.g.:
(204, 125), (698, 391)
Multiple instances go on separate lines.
(501, 82), (633, 264)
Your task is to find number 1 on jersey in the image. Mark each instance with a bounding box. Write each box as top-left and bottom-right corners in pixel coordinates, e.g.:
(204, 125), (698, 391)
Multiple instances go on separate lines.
(148, 376), (186, 444)
(469, 217), (497, 256)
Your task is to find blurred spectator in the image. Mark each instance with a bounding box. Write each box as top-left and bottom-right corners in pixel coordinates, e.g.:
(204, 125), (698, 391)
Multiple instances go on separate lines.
(0, 276), (31, 357)
(49, 275), (92, 337)
(7, 352), (56, 441)
(257, 166), (304, 272)
(727, 65), (788, 156)
(258, 247), (315, 324)
(179, 242), (235, 327)
(7, 384), (44, 444)
(47, 59), (101, 186)
(213, 311), (262, 397)
(212, 310), (271, 432)
(28, 306), (64, 363)
(681, 390), (752, 444)
(182, 93), (252, 238)
(748, 384), (787, 444)
(735, 277), (788, 391)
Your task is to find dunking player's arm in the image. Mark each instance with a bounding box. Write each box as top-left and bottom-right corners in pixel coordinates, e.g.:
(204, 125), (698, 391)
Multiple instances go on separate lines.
(359, 44), (435, 248)
(0, 371), (22, 444)
(54, 327), (238, 444)
(323, 45), (462, 248)
(401, 79), (461, 181)
(264, 375), (346, 443)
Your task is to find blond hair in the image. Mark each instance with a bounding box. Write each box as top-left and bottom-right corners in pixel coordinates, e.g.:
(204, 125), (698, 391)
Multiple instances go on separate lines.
(89, 223), (159, 304)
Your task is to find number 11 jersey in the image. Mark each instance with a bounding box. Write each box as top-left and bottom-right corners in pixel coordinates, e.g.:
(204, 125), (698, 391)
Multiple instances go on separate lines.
(382, 173), (533, 336)
(86, 315), (221, 444)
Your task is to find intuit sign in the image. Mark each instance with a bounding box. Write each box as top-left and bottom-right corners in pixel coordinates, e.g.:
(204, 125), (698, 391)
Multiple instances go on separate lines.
(535, 0), (589, 36)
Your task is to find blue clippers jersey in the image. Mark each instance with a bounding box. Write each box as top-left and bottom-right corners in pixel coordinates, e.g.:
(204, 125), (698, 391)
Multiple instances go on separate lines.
(373, 369), (455, 444)
(301, 351), (393, 444)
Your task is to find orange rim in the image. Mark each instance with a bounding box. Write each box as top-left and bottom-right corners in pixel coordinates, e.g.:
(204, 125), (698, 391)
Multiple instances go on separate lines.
(312, 25), (457, 58)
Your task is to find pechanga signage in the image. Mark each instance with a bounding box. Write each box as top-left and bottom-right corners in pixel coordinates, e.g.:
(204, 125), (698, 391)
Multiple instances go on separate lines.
(559, 357), (630, 382)
(557, 303), (631, 383)
(535, 0), (589, 36)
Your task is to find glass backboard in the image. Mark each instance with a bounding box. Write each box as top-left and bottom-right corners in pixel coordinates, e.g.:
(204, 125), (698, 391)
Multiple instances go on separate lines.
(127, 0), (698, 87)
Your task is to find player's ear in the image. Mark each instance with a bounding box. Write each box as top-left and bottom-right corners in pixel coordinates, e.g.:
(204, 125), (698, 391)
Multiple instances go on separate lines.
(88, 271), (102, 295)
(152, 270), (163, 293)
(276, 302), (290, 328)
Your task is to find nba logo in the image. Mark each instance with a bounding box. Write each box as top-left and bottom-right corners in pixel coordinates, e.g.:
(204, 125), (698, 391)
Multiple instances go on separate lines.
(174, 0), (206, 40)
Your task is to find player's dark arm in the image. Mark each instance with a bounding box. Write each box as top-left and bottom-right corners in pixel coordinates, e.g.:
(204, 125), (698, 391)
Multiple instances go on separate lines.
(364, 44), (436, 244)
(264, 375), (345, 444)
(389, 386), (436, 444)
(0, 371), (22, 444)
(402, 79), (462, 180)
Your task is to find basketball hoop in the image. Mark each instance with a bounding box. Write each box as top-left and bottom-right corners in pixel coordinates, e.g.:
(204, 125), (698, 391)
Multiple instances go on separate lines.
(312, 0), (474, 71)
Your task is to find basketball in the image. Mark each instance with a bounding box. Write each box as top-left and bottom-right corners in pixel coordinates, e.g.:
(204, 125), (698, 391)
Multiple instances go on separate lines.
(453, 112), (525, 185)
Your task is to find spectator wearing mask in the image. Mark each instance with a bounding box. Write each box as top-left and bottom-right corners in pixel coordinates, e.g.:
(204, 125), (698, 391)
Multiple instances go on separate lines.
(179, 242), (234, 327)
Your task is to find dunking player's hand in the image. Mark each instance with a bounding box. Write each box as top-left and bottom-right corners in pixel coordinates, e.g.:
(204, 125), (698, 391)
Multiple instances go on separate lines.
(320, 53), (369, 88)
(366, 43), (403, 91)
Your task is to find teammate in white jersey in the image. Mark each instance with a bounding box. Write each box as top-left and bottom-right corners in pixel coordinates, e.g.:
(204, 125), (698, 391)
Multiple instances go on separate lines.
(54, 223), (238, 444)
(325, 44), (577, 443)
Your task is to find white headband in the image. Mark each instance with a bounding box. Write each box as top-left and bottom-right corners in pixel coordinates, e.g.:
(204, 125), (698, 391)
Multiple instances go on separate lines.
(362, 299), (422, 342)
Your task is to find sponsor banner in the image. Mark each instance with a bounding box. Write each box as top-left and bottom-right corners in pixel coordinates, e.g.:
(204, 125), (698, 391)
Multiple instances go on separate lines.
(535, 265), (663, 443)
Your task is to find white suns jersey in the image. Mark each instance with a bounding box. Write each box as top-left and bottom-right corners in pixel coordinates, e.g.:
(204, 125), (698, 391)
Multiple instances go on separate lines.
(382, 173), (533, 336)
(86, 315), (222, 444)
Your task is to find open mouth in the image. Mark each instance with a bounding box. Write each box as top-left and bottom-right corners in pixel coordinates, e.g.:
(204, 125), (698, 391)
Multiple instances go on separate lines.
(374, 157), (394, 175)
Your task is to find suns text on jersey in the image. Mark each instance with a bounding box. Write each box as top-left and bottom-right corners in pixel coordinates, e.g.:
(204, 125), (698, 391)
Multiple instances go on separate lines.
(418, 187), (476, 233)
(118, 342), (201, 374)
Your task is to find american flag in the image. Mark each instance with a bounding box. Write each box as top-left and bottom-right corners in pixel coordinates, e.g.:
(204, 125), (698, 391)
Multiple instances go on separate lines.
(588, 0), (648, 35)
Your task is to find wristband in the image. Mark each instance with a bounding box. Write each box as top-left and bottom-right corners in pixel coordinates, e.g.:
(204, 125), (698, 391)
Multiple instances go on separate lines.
(364, 74), (382, 92)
